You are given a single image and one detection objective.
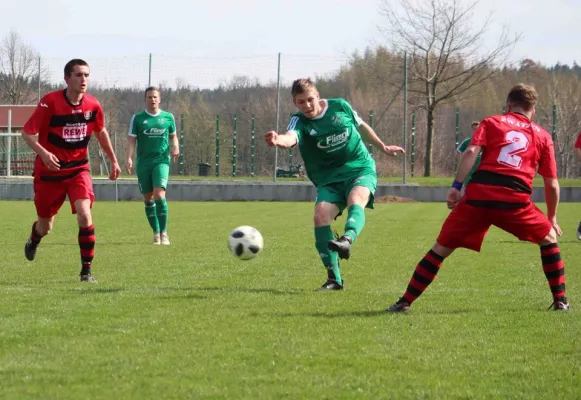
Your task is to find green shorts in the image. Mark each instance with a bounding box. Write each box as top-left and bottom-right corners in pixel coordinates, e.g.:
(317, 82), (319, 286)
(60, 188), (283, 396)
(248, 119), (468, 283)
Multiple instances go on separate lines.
(315, 170), (377, 214)
(136, 162), (170, 194)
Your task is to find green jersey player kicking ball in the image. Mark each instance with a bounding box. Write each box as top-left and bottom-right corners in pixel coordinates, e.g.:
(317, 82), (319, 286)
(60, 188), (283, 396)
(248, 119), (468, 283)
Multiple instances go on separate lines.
(126, 86), (179, 245)
(265, 78), (405, 291)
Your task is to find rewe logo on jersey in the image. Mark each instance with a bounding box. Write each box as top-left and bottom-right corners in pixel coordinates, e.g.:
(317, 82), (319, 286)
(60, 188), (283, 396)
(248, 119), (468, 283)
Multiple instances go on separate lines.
(317, 130), (349, 150)
(62, 124), (88, 142)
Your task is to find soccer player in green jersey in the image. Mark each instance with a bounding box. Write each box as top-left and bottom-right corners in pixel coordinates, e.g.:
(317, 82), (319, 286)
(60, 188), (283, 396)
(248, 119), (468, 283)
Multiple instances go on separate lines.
(456, 121), (481, 191)
(265, 78), (405, 291)
(126, 87), (179, 245)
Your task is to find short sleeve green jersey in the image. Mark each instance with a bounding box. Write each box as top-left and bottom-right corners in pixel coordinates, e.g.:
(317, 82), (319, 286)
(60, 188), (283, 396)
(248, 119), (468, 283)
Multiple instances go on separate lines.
(129, 110), (176, 165)
(287, 98), (374, 186)
(457, 137), (482, 183)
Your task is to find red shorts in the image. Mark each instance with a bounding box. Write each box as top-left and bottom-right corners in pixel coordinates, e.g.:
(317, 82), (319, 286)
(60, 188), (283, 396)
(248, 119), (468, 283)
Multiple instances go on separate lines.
(33, 171), (95, 218)
(437, 198), (552, 252)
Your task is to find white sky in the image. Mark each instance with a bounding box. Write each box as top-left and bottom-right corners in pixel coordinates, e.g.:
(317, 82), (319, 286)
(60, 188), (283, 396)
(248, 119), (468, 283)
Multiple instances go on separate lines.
(2, 0), (581, 89)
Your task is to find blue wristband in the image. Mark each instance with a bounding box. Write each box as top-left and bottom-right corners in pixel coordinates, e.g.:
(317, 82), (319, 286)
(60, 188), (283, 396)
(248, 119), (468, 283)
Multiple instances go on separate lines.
(452, 180), (463, 190)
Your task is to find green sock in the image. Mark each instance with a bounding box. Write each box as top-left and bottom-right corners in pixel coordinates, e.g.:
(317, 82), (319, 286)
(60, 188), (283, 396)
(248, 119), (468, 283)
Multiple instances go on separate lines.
(344, 204), (366, 243)
(314, 225), (341, 284)
(145, 201), (159, 233)
(155, 198), (168, 233)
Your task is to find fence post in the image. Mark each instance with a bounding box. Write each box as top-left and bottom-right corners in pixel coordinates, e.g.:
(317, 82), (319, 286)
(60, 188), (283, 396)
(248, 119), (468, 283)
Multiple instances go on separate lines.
(37, 56), (41, 102)
(368, 110), (374, 155)
(179, 113), (184, 175)
(402, 51), (408, 183)
(552, 104), (557, 142)
(411, 112), (416, 177)
(454, 108), (459, 174)
(7, 110), (11, 177)
(148, 53), (152, 87)
(251, 113), (255, 177)
(215, 115), (220, 177)
(232, 113), (237, 177)
(274, 52), (281, 182)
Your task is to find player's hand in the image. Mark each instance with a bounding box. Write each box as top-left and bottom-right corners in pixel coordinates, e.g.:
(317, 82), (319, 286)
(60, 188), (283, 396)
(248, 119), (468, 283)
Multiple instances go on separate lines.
(170, 146), (180, 163)
(446, 188), (461, 209)
(40, 151), (60, 171)
(110, 161), (121, 181)
(126, 158), (133, 175)
(382, 145), (405, 156)
(265, 131), (279, 147)
(549, 216), (563, 236)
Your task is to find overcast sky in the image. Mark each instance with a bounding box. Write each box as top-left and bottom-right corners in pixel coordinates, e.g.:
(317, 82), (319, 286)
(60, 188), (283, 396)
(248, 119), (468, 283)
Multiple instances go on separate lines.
(2, 0), (580, 88)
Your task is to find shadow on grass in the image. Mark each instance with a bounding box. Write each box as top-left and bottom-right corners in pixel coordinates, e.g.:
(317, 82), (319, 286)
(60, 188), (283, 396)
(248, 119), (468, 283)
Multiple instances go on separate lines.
(66, 288), (125, 294)
(193, 286), (305, 296)
(267, 310), (388, 318)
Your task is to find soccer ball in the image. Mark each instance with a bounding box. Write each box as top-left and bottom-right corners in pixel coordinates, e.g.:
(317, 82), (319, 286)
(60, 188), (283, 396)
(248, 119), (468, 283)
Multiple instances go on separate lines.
(227, 226), (264, 260)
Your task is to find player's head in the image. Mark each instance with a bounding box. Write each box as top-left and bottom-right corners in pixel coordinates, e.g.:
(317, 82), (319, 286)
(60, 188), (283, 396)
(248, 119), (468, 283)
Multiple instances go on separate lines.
(64, 59), (90, 94)
(144, 86), (161, 111)
(471, 121), (480, 131)
(506, 83), (538, 117)
(291, 78), (321, 119)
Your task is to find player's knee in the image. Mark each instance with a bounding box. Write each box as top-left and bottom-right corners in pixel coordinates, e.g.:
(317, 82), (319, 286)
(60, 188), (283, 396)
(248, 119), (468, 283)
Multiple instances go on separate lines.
(76, 210), (92, 228)
(152, 188), (166, 200)
(143, 193), (154, 202)
(37, 220), (53, 236)
(539, 228), (558, 246)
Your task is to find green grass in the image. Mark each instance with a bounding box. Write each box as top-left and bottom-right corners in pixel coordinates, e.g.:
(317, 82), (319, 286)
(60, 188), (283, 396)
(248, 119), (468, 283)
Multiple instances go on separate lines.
(0, 201), (579, 399)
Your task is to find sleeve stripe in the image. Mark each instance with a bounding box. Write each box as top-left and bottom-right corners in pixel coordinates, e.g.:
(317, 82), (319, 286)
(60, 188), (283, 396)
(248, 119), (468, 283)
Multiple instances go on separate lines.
(287, 116), (299, 132)
(128, 115), (137, 137)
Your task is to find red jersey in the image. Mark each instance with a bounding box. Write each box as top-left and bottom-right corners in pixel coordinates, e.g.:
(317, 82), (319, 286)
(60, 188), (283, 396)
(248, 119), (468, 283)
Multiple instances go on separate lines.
(464, 112), (556, 207)
(574, 132), (581, 149)
(23, 90), (104, 181)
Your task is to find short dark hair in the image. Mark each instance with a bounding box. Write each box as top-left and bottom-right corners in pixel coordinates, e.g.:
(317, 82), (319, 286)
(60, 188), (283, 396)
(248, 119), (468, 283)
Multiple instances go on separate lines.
(144, 86), (160, 97)
(507, 83), (538, 111)
(64, 59), (89, 77)
(471, 121), (480, 127)
(291, 78), (317, 98)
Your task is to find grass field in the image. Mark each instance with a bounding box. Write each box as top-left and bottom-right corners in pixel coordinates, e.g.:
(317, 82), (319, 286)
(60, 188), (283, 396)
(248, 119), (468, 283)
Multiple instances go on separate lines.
(0, 201), (579, 399)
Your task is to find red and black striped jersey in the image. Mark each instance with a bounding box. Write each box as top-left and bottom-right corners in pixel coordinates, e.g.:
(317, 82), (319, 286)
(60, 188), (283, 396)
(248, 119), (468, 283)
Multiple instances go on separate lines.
(465, 112), (557, 206)
(23, 90), (104, 181)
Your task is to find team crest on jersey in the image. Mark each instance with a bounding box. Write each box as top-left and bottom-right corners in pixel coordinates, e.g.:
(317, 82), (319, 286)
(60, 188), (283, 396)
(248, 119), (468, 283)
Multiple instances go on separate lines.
(331, 114), (342, 127)
(84, 111), (92, 120)
(158, 118), (164, 124)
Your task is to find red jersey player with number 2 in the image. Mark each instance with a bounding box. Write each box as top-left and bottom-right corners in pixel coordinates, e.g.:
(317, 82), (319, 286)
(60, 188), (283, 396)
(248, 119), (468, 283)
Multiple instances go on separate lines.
(21, 59), (121, 283)
(387, 83), (569, 312)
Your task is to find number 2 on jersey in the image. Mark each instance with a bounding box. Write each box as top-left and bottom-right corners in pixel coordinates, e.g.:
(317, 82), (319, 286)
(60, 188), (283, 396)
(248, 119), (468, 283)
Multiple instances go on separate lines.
(498, 130), (529, 169)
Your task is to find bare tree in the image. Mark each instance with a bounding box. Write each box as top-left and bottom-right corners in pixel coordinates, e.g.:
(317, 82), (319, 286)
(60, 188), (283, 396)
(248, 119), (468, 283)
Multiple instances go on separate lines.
(380, 0), (521, 176)
(0, 29), (45, 105)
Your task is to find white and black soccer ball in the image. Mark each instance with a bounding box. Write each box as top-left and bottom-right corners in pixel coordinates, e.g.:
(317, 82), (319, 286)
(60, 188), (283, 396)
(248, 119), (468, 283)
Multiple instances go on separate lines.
(227, 226), (264, 260)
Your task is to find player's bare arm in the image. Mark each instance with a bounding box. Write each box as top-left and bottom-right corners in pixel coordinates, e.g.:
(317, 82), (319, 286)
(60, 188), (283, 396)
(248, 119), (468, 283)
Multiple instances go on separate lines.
(447, 144), (482, 209)
(356, 122), (404, 156)
(20, 131), (60, 171)
(170, 133), (180, 162)
(126, 135), (136, 174)
(543, 176), (562, 236)
(95, 128), (121, 180)
(264, 131), (298, 149)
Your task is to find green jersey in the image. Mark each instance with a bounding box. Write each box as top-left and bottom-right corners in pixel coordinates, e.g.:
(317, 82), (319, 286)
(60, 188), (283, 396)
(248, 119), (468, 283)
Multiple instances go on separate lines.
(287, 98), (374, 186)
(457, 137), (481, 183)
(129, 110), (176, 165)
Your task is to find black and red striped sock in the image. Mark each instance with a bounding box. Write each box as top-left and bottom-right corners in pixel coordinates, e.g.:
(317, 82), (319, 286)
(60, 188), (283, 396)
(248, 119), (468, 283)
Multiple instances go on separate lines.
(540, 243), (567, 303)
(401, 249), (445, 304)
(79, 225), (95, 275)
(30, 221), (45, 245)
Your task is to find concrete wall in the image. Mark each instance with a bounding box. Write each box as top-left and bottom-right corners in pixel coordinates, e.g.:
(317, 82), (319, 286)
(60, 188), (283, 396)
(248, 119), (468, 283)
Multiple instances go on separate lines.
(1, 178), (580, 202)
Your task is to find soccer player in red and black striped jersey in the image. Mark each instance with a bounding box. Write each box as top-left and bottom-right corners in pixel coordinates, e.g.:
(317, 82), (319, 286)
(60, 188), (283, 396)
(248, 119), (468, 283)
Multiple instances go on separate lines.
(387, 83), (570, 312)
(574, 132), (581, 240)
(21, 59), (121, 283)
